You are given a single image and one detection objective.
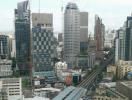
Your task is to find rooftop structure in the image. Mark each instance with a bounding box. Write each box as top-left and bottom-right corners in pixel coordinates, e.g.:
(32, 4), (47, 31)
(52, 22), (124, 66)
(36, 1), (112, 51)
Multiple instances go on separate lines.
(116, 81), (132, 100)
(0, 78), (23, 100)
(0, 60), (13, 77)
(53, 86), (86, 100)
(93, 85), (128, 100)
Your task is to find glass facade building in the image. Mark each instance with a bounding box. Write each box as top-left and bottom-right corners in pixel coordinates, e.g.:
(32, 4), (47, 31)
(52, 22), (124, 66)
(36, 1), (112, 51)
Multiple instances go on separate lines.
(32, 26), (55, 77)
(64, 2), (80, 68)
(0, 35), (9, 59)
(115, 16), (132, 62)
(15, 0), (31, 74)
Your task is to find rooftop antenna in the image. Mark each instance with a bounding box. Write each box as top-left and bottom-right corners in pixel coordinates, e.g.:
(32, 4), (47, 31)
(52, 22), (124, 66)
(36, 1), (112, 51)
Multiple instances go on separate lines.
(1, 41), (3, 55)
(39, 0), (40, 13)
(61, 0), (64, 33)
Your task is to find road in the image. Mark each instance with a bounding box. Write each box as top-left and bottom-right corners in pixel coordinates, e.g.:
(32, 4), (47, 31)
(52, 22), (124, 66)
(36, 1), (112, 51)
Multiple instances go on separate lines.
(78, 54), (114, 89)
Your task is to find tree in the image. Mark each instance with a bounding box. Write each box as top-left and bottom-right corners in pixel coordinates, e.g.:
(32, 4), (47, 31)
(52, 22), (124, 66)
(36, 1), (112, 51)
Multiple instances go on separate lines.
(11, 57), (16, 70)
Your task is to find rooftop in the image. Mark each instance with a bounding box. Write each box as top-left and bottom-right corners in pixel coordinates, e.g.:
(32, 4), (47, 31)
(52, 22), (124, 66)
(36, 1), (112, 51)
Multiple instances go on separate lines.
(120, 81), (132, 89)
(53, 86), (86, 100)
(66, 2), (78, 10)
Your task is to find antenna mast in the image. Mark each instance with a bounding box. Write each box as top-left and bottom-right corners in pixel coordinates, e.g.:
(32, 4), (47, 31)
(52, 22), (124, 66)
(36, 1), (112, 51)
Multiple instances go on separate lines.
(39, 0), (40, 13)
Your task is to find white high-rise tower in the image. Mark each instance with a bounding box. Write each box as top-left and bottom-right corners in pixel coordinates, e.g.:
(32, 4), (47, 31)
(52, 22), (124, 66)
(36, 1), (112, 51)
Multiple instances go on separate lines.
(64, 2), (80, 68)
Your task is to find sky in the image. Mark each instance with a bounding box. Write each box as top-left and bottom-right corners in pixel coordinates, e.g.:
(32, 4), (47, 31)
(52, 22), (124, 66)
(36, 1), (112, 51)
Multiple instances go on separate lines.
(0, 0), (132, 34)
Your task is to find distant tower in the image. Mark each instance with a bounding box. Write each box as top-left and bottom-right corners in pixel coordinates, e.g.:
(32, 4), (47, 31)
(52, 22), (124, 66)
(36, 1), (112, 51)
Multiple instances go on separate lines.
(64, 2), (80, 68)
(0, 41), (3, 55)
(80, 12), (88, 54)
(94, 15), (105, 59)
(0, 35), (10, 59)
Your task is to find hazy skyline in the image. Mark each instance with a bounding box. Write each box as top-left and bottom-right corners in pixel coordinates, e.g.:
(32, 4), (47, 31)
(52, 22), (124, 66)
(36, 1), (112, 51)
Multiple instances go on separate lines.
(0, 0), (132, 33)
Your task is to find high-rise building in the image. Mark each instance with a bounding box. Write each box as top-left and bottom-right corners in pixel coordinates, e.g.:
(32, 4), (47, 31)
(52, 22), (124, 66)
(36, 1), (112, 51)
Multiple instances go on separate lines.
(8, 35), (16, 58)
(94, 15), (105, 59)
(15, 0), (31, 74)
(115, 15), (132, 62)
(32, 26), (55, 78)
(115, 28), (125, 62)
(0, 34), (10, 59)
(32, 13), (53, 32)
(125, 16), (132, 60)
(64, 2), (80, 68)
(58, 33), (63, 42)
(80, 12), (88, 54)
(104, 30), (116, 48)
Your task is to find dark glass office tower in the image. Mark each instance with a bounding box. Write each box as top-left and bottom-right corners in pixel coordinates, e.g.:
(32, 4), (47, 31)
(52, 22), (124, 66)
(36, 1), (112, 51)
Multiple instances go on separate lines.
(15, 0), (31, 75)
(0, 35), (9, 59)
(125, 16), (132, 60)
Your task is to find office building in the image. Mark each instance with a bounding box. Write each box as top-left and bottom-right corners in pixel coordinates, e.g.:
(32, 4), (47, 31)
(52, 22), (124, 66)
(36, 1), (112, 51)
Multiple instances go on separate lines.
(76, 52), (95, 70)
(116, 81), (132, 100)
(58, 33), (63, 42)
(76, 55), (89, 69)
(0, 33), (16, 58)
(104, 30), (116, 48)
(64, 2), (80, 68)
(0, 60), (13, 77)
(80, 12), (88, 54)
(15, 0), (31, 74)
(94, 15), (105, 59)
(32, 26), (55, 78)
(125, 16), (132, 60)
(0, 34), (10, 59)
(115, 28), (125, 62)
(32, 13), (53, 32)
(115, 15), (132, 62)
(9, 35), (16, 58)
(88, 37), (96, 52)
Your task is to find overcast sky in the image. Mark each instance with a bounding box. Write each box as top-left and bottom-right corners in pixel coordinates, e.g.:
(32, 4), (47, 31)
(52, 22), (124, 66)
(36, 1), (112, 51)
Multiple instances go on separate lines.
(0, 0), (132, 33)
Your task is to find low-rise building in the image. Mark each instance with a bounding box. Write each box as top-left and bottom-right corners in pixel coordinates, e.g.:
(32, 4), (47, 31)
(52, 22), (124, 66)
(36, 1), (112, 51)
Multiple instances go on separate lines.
(0, 60), (13, 77)
(116, 81), (132, 100)
(0, 88), (8, 100)
(55, 62), (67, 74)
(34, 88), (60, 99)
(107, 65), (117, 78)
(117, 60), (132, 79)
(93, 85), (128, 100)
(0, 78), (23, 100)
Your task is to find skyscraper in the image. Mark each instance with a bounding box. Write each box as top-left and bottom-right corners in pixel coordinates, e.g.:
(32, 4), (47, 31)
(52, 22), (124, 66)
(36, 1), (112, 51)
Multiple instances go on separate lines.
(32, 26), (55, 78)
(58, 33), (63, 42)
(0, 34), (9, 59)
(64, 2), (80, 68)
(115, 28), (125, 62)
(32, 13), (56, 78)
(115, 15), (132, 62)
(94, 15), (105, 59)
(15, 0), (31, 74)
(80, 12), (88, 54)
(125, 16), (132, 60)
